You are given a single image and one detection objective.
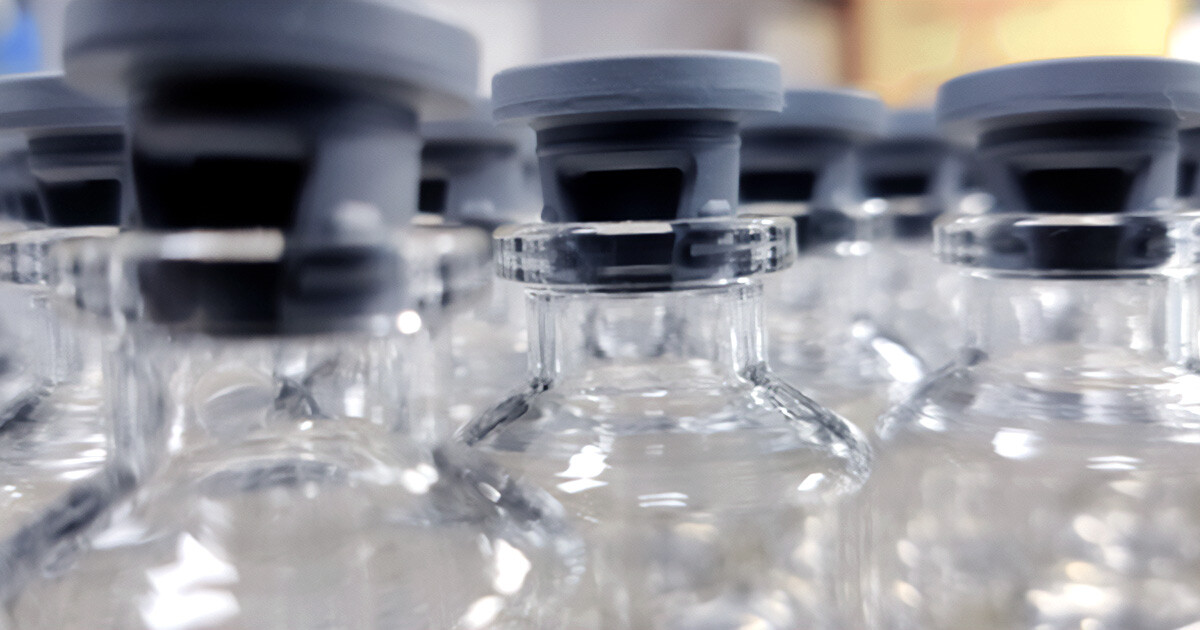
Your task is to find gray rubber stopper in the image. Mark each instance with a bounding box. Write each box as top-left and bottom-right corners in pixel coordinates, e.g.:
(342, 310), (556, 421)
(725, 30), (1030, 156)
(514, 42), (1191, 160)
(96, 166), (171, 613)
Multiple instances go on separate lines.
(862, 108), (962, 201)
(0, 72), (125, 227)
(1180, 127), (1200, 200)
(420, 102), (533, 226)
(938, 56), (1200, 213)
(63, 0), (482, 334)
(493, 52), (783, 223)
(64, 0), (478, 118)
(740, 88), (885, 210)
(0, 135), (41, 224)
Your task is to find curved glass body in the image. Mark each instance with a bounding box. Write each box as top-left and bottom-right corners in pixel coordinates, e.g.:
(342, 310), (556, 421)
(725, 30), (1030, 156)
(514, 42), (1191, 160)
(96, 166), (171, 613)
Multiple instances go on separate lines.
(0, 227), (122, 603)
(865, 212), (1200, 629)
(463, 218), (872, 629)
(4, 229), (582, 630)
(745, 201), (925, 430)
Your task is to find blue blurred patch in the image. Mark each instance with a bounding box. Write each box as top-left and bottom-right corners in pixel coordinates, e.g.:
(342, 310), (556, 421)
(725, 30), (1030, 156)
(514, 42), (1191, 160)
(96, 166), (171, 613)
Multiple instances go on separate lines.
(0, 8), (40, 74)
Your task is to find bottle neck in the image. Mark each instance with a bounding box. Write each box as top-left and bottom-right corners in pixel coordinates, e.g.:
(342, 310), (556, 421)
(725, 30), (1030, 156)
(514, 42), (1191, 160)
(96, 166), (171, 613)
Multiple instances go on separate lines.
(961, 268), (1194, 374)
(116, 328), (430, 476)
(528, 281), (767, 389)
(769, 225), (881, 347)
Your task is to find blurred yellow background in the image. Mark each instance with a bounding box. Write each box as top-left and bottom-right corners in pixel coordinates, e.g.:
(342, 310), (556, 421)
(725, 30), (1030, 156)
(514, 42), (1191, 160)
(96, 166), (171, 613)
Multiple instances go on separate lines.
(848, 0), (1184, 104)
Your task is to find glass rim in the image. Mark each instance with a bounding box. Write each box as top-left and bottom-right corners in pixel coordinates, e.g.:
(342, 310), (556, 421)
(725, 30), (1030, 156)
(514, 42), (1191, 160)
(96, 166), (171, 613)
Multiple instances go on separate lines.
(50, 225), (494, 334)
(935, 209), (1200, 272)
(494, 215), (794, 289)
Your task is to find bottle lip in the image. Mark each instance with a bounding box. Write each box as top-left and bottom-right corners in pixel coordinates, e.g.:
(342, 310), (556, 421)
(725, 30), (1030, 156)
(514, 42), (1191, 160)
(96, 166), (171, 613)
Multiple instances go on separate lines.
(935, 208), (1200, 273)
(495, 216), (793, 290)
(50, 226), (491, 336)
(742, 199), (939, 247)
(0, 225), (116, 288)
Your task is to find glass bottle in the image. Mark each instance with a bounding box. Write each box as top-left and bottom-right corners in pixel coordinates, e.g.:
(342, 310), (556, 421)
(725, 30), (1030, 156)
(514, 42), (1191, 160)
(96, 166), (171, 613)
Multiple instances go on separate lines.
(866, 56), (1200, 630)
(462, 53), (872, 630)
(0, 73), (127, 602)
(740, 89), (926, 431)
(419, 108), (539, 431)
(4, 2), (581, 628)
(859, 108), (969, 369)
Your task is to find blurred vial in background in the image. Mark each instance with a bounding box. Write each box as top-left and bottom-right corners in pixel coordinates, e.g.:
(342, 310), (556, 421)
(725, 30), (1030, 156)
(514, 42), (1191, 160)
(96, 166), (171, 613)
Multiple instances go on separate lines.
(0, 73), (125, 603)
(462, 53), (872, 630)
(866, 57), (1200, 630)
(859, 108), (968, 370)
(739, 89), (925, 431)
(4, 2), (582, 628)
(418, 107), (539, 432)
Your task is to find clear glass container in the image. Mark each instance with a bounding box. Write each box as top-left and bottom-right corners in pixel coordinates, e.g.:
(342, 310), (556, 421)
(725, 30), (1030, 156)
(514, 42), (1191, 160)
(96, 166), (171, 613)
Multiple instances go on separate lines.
(0, 226), (124, 603)
(441, 266), (530, 428)
(864, 194), (987, 370)
(4, 228), (583, 630)
(413, 213), (534, 433)
(743, 200), (926, 430)
(462, 217), (872, 630)
(865, 211), (1200, 629)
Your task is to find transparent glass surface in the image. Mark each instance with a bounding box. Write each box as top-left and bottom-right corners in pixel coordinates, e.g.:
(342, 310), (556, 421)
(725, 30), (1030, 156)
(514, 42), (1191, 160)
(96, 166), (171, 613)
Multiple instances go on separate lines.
(5, 230), (582, 630)
(867, 236), (961, 369)
(413, 214), (530, 434)
(865, 197), (966, 370)
(866, 212), (1200, 629)
(745, 202), (926, 431)
(439, 275), (528, 430)
(0, 227), (122, 603)
(462, 279), (872, 629)
(493, 217), (794, 289)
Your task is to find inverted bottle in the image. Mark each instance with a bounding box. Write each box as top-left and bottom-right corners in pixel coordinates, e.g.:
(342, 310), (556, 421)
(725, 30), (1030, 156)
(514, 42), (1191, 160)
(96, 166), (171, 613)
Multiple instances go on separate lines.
(740, 89), (926, 431)
(865, 56), (1200, 630)
(461, 52), (873, 630)
(4, 2), (582, 628)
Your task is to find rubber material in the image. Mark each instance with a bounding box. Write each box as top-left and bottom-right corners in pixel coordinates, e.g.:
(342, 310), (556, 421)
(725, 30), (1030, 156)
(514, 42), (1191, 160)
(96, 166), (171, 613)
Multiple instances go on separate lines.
(742, 88), (885, 138)
(0, 73), (124, 227)
(740, 88), (886, 245)
(495, 52), (783, 224)
(61, 0), (483, 333)
(935, 56), (1200, 270)
(64, 0), (478, 118)
(493, 51), (782, 123)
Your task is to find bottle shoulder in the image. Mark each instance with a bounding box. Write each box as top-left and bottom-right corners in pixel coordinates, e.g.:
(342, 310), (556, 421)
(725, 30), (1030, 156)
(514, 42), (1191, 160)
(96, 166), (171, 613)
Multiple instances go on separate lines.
(10, 420), (583, 628)
(461, 374), (872, 508)
(43, 421), (573, 567)
(877, 355), (1200, 462)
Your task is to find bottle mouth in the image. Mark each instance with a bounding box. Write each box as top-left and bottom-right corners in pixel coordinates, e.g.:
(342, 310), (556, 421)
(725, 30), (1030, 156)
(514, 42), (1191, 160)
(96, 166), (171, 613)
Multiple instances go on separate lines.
(494, 216), (793, 290)
(742, 199), (914, 251)
(936, 208), (1200, 273)
(50, 225), (491, 336)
